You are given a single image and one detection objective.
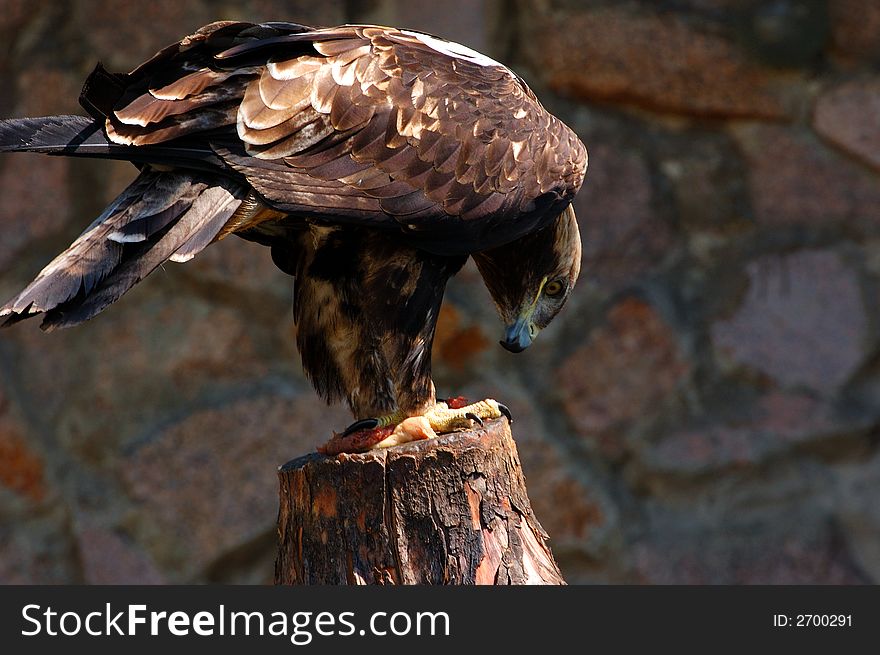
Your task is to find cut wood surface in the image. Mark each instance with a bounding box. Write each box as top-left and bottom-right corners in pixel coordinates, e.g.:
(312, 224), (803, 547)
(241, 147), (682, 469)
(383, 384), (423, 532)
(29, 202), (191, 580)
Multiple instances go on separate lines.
(275, 418), (565, 585)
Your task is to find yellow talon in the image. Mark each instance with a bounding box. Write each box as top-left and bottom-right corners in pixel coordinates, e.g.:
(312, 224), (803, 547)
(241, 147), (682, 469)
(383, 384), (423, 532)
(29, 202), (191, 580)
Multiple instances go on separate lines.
(424, 399), (503, 433)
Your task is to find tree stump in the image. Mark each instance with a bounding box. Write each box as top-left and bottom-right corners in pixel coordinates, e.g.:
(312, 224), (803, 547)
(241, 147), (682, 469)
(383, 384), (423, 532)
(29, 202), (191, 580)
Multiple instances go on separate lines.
(275, 417), (565, 585)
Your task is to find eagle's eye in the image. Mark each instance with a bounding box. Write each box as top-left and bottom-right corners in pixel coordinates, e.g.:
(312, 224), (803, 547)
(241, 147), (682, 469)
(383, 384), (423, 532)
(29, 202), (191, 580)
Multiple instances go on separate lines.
(544, 279), (565, 298)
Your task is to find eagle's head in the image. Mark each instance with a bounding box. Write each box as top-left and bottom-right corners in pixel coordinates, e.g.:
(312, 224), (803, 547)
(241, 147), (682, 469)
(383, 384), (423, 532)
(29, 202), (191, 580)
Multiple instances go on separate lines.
(473, 205), (582, 353)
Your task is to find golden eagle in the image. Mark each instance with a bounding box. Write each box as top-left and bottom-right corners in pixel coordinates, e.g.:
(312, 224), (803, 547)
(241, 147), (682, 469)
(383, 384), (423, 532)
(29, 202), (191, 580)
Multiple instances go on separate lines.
(0, 21), (586, 452)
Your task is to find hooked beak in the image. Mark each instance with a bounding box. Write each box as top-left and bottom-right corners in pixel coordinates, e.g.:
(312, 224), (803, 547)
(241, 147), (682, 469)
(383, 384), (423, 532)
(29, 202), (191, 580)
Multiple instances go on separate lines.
(500, 317), (535, 353)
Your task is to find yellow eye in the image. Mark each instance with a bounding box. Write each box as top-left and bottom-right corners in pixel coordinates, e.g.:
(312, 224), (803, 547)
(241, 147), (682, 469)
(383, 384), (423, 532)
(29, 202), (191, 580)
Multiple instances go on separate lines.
(544, 280), (565, 297)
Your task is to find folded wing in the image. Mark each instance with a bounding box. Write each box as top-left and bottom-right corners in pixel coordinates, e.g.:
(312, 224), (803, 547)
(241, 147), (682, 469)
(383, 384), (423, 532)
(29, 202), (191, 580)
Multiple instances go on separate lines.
(95, 22), (587, 249)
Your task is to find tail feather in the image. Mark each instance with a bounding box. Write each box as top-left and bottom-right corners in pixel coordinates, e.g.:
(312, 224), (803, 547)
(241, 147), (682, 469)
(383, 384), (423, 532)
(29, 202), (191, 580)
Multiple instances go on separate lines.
(0, 115), (107, 155)
(1, 171), (245, 330)
(0, 115), (225, 171)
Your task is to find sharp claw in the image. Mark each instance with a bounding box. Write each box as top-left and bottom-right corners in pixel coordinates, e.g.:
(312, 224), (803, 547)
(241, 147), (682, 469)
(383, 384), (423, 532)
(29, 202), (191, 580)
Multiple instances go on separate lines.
(465, 412), (484, 427)
(342, 418), (379, 437)
(498, 403), (513, 424)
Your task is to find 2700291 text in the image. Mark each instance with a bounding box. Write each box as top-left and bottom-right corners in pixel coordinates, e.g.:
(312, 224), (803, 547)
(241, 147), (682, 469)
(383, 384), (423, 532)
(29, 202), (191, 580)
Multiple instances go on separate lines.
(772, 614), (852, 627)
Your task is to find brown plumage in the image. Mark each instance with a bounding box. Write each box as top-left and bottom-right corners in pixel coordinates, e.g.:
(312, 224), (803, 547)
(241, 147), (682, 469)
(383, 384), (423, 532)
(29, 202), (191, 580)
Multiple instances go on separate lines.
(0, 21), (587, 425)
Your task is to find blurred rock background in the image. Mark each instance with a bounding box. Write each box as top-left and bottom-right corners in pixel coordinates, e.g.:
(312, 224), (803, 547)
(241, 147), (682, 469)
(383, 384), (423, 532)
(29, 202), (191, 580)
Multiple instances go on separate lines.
(1, 0), (879, 584)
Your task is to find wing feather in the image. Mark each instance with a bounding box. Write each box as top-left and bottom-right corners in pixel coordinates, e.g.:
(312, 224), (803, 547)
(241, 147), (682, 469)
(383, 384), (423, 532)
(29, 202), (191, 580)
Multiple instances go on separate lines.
(40, 183), (243, 330)
(1, 172), (245, 328)
(94, 21), (586, 245)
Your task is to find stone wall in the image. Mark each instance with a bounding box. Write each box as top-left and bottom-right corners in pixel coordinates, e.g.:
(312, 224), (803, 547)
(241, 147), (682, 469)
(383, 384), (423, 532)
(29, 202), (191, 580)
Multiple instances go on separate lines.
(1, 0), (878, 584)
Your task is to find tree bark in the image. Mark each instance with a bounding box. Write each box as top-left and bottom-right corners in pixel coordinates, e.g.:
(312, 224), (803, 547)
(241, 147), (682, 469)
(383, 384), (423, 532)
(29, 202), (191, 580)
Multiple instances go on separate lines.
(275, 417), (565, 585)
